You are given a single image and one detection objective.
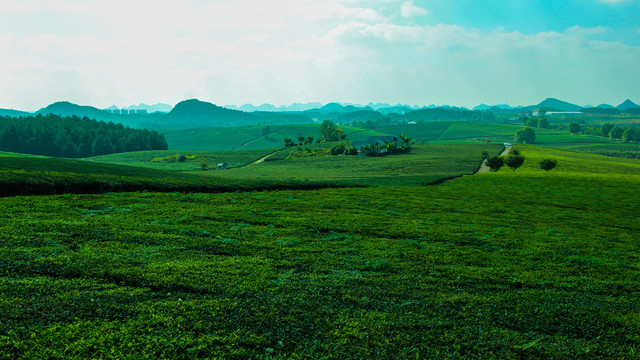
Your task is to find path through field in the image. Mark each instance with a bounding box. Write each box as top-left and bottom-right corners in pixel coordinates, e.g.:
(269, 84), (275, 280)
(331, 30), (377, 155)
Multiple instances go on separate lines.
(476, 145), (512, 173)
(244, 150), (280, 166)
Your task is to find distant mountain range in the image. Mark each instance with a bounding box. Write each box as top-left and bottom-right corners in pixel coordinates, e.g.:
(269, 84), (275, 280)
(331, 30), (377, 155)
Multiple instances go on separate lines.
(1, 98), (638, 131)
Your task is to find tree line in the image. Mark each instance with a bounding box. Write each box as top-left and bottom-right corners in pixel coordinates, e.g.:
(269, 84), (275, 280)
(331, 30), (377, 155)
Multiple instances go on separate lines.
(0, 114), (168, 158)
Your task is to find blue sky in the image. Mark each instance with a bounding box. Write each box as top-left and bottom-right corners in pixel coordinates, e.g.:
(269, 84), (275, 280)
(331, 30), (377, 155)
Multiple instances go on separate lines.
(0, 0), (638, 110)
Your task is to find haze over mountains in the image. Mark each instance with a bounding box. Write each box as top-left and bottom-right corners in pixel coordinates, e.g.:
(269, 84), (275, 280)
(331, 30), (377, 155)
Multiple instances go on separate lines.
(1, 98), (638, 131)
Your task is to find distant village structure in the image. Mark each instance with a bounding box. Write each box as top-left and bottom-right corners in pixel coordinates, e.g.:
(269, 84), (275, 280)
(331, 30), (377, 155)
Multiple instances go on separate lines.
(104, 109), (148, 115)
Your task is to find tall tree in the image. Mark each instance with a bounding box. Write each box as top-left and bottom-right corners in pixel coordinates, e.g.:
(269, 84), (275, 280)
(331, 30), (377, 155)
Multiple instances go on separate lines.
(515, 127), (536, 144)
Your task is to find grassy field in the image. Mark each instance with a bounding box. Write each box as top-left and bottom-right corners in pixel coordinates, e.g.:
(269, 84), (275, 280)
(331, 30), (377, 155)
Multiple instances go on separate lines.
(1, 146), (638, 358)
(90, 149), (284, 171)
(162, 126), (266, 151)
(0, 154), (352, 197)
(193, 144), (502, 187)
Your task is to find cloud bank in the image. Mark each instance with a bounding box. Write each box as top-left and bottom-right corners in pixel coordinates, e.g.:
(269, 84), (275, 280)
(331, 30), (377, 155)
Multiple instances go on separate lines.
(0, 0), (638, 109)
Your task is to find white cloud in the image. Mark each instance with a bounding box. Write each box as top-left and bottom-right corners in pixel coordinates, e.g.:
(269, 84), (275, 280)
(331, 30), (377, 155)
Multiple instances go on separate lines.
(0, 0), (638, 109)
(0, 1), (42, 12)
(401, 1), (428, 18)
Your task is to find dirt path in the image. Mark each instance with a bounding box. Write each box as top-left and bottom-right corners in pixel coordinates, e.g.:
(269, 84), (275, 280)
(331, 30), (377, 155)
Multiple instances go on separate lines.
(234, 135), (267, 151)
(241, 150), (280, 167)
(476, 145), (511, 173)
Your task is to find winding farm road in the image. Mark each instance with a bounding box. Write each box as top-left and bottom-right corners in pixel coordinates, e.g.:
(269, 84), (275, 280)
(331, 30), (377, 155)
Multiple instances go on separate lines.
(476, 145), (512, 174)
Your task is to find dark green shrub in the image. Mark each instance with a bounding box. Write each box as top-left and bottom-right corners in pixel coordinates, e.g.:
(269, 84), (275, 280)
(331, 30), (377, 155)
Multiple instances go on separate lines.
(539, 159), (558, 171)
(486, 156), (504, 171)
(505, 155), (525, 171)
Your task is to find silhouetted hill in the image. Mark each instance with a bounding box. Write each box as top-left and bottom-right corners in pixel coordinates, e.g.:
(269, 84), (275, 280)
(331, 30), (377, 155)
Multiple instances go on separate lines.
(37, 102), (165, 129)
(531, 98), (582, 112)
(320, 103), (348, 113)
(165, 99), (257, 128)
(38, 101), (114, 120)
(597, 104), (615, 109)
(0, 109), (32, 117)
(616, 99), (640, 110)
(165, 99), (314, 128)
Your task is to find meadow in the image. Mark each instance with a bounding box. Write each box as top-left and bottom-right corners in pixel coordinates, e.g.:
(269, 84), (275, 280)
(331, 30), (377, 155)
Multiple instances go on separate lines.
(1, 146), (638, 359)
(192, 144), (501, 187)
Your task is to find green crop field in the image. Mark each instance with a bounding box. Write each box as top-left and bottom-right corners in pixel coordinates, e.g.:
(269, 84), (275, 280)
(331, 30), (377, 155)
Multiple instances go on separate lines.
(1, 146), (638, 359)
(0, 154), (351, 197)
(192, 144), (502, 187)
(162, 126), (266, 151)
(90, 149), (284, 171)
(374, 122), (452, 142)
(161, 124), (395, 152)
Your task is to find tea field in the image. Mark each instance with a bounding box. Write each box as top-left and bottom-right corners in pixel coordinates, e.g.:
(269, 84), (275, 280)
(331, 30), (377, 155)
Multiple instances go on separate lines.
(191, 144), (501, 187)
(1, 146), (639, 359)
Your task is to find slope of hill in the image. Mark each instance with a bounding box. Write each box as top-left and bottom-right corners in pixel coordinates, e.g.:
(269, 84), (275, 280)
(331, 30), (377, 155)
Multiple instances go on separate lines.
(521, 98), (583, 112)
(164, 99), (316, 129)
(0, 109), (32, 117)
(616, 99), (640, 110)
(37, 101), (164, 128)
(38, 101), (114, 120)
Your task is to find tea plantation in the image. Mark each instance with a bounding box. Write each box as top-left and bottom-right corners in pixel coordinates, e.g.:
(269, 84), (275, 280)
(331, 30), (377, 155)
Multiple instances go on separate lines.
(1, 146), (639, 359)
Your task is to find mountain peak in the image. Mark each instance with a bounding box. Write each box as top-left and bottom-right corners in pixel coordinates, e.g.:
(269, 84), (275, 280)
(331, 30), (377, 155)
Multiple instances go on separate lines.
(536, 98), (582, 112)
(616, 99), (640, 110)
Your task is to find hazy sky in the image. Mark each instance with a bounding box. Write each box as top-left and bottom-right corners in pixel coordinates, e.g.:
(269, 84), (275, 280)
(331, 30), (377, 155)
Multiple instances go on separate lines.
(1, 0), (639, 110)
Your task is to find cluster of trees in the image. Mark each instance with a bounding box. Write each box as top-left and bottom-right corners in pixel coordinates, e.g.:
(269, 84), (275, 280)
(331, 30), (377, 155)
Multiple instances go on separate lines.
(486, 149), (557, 172)
(319, 120), (345, 142)
(283, 136), (314, 147)
(569, 122), (638, 142)
(329, 135), (412, 157)
(515, 127), (536, 144)
(0, 114), (168, 158)
(486, 149), (526, 172)
(520, 116), (549, 129)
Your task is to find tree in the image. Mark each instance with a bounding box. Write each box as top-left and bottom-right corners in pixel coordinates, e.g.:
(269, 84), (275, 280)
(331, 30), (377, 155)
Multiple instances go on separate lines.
(283, 138), (295, 147)
(568, 122), (582, 135)
(319, 120), (344, 141)
(305, 136), (314, 145)
(200, 161), (209, 170)
(539, 159), (557, 171)
(515, 127), (536, 144)
(297, 136), (306, 145)
(486, 156), (504, 172)
(609, 126), (624, 139)
(505, 155), (525, 171)
(622, 128), (636, 143)
(537, 117), (549, 129)
(600, 123), (614, 137)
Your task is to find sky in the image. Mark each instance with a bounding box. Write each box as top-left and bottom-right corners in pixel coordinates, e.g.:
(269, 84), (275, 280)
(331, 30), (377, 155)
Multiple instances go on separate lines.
(1, 0), (639, 111)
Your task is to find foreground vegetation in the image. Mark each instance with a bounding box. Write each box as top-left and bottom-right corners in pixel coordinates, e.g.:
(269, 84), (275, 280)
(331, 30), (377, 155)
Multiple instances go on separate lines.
(1, 146), (638, 358)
